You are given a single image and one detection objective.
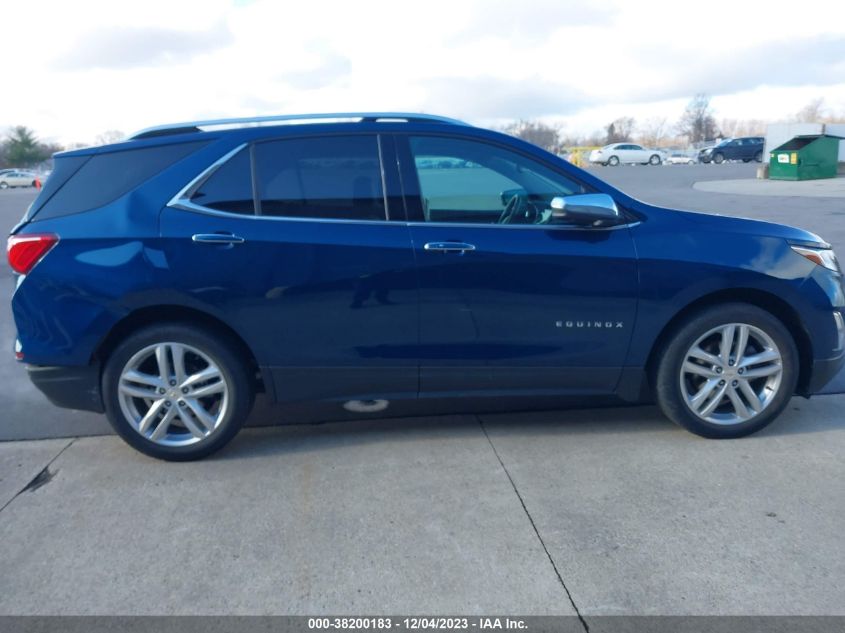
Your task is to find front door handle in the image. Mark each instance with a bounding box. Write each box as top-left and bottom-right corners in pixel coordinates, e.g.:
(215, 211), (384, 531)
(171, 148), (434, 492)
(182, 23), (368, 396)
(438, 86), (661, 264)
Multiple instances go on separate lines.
(423, 241), (476, 254)
(192, 233), (246, 245)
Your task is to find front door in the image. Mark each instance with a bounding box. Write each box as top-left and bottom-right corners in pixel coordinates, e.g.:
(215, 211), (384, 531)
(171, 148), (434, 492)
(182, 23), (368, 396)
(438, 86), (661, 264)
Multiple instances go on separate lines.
(395, 134), (638, 396)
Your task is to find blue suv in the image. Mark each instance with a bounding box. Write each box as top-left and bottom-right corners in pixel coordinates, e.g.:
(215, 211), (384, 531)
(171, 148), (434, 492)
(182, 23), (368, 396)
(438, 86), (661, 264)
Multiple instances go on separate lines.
(8, 113), (845, 460)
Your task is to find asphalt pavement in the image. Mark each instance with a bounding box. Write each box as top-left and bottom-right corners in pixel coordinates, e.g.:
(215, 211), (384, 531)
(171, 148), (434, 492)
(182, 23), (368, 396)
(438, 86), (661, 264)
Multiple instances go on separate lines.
(1, 166), (844, 616)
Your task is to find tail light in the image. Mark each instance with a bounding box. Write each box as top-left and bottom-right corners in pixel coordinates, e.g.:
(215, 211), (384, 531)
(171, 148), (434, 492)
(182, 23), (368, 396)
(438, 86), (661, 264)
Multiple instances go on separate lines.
(7, 234), (59, 275)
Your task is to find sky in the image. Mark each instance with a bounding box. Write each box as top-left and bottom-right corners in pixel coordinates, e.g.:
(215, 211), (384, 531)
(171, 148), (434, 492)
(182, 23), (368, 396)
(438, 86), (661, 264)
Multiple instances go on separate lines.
(1, 0), (844, 145)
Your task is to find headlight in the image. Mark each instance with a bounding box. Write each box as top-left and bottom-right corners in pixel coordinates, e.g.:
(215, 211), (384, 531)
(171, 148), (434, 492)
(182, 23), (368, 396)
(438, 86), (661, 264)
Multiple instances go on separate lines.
(791, 245), (841, 272)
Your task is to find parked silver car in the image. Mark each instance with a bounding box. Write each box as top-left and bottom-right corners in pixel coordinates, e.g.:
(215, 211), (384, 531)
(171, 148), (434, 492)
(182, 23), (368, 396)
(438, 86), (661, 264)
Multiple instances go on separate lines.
(0, 170), (38, 189)
(589, 143), (663, 166)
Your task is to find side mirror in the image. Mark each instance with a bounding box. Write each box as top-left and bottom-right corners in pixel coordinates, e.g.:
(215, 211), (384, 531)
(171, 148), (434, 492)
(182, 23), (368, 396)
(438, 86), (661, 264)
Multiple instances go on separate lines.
(550, 193), (622, 227)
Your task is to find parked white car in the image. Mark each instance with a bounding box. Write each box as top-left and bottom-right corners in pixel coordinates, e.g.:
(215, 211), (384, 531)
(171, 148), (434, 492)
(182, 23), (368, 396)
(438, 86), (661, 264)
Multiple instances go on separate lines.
(589, 143), (663, 166)
(665, 153), (697, 165)
(0, 170), (38, 189)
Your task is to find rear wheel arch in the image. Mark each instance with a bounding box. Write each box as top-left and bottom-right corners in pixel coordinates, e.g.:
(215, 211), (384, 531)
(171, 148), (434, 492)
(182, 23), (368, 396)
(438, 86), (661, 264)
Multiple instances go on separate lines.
(92, 305), (265, 394)
(644, 289), (813, 394)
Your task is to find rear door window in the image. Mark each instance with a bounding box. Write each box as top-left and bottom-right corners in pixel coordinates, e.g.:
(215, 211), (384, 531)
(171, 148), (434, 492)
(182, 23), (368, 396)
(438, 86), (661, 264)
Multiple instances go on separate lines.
(254, 135), (386, 221)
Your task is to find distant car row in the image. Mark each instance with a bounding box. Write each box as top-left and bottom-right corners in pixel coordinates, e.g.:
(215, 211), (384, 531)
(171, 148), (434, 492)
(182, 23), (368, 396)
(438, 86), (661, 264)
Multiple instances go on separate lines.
(587, 136), (766, 166)
(0, 169), (40, 189)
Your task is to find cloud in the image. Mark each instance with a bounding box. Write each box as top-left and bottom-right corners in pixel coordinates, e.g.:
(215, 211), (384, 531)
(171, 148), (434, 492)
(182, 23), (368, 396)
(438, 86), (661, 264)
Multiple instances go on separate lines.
(277, 52), (352, 90)
(626, 35), (845, 103)
(450, 0), (613, 42)
(420, 76), (589, 120)
(54, 21), (233, 70)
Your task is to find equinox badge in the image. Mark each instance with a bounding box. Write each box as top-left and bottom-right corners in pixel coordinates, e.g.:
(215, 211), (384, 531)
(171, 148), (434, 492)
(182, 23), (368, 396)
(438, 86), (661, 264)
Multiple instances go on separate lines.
(556, 320), (624, 328)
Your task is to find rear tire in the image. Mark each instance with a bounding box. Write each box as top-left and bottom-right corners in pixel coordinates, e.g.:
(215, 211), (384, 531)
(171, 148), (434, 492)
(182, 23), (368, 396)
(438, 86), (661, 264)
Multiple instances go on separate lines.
(754, 151), (763, 163)
(654, 303), (798, 439)
(649, 154), (661, 165)
(0, 182), (8, 189)
(102, 323), (253, 460)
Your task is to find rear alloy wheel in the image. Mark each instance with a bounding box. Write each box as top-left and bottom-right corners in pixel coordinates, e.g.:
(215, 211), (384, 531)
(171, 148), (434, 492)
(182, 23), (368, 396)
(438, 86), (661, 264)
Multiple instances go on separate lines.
(713, 153), (725, 164)
(754, 150), (763, 163)
(103, 324), (253, 460)
(649, 154), (661, 165)
(655, 303), (797, 438)
(608, 155), (620, 166)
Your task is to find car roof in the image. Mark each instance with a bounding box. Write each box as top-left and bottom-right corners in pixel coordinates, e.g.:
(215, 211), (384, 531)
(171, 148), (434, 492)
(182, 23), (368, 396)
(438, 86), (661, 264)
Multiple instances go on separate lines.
(56, 112), (473, 158)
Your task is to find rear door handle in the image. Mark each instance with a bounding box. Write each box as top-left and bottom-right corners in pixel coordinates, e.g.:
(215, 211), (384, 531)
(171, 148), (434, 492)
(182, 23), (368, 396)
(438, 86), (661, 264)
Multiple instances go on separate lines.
(423, 241), (476, 254)
(191, 233), (245, 245)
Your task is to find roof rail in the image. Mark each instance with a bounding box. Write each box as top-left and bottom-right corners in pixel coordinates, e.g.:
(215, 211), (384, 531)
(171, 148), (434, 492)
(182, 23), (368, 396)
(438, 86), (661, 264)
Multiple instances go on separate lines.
(130, 112), (468, 139)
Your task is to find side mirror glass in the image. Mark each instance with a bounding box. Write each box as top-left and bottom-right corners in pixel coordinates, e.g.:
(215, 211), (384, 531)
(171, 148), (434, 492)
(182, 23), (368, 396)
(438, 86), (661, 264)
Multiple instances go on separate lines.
(550, 193), (622, 227)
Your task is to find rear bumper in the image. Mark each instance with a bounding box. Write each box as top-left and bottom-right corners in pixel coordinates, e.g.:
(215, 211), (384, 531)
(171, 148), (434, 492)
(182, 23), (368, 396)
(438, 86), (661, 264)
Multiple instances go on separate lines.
(27, 364), (104, 413)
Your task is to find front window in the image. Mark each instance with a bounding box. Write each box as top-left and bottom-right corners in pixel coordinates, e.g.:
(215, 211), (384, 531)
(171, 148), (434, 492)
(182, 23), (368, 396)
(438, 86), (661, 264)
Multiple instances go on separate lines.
(408, 136), (586, 225)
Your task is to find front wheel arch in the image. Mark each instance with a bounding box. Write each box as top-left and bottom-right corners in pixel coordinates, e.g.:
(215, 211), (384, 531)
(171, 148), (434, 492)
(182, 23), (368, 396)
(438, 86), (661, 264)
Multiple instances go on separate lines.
(644, 289), (812, 395)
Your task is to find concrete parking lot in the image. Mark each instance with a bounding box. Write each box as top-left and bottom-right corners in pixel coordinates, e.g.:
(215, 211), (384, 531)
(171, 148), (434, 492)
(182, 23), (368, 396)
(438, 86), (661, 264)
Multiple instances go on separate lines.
(1, 165), (844, 617)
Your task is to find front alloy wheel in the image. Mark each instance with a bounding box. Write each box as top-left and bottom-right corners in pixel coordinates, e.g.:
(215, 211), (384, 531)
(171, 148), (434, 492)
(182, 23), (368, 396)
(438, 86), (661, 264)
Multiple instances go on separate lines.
(654, 303), (797, 438)
(680, 324), (782, 424)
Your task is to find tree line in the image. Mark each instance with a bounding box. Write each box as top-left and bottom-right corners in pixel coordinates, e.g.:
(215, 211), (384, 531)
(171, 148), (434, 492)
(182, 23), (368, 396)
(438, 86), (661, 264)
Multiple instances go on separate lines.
(0, 128), (124, 169)
(3, 96), (843, 168)
(502, 95), (844, 154)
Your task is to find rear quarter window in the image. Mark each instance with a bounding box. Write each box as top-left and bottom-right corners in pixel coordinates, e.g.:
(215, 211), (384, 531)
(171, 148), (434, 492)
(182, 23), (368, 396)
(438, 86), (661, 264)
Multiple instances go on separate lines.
(32, 141), (208, 221)
(190, 146), (255, 215)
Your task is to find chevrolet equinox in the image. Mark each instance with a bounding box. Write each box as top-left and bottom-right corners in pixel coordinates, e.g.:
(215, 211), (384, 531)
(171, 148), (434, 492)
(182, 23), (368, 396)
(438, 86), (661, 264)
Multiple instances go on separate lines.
(8, 113), (844, 460)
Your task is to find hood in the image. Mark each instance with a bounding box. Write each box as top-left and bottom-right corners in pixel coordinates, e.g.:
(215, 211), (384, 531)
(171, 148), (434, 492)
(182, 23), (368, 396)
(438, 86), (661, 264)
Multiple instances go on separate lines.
(681, 208), (829, 247)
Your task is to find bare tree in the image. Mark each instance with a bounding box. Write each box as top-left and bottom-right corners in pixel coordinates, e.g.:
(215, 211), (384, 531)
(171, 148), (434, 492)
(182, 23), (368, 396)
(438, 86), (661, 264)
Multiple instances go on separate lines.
(793, 98), (825, 123)
(637, 117), (668, 147)
(500, 120), (561, 153)
(677, 94), (718, 143)
(95, 130), (126, 146)
(605, 117), (635, 143)
(719, 118), (766, 138)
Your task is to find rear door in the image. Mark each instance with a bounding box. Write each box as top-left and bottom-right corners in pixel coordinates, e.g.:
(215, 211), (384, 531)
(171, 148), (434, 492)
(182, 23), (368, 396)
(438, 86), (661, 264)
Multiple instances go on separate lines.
(615, 144), (633, 163)
(159, 133), (419, 402)
(629, 144), (647, 163)
(395, 133), (638, 396)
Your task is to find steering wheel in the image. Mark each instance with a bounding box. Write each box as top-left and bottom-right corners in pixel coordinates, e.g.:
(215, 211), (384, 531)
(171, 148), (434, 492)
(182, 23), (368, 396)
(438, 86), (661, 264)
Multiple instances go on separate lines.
(498, 193), (540, 225)
(497, 193), (520, 224)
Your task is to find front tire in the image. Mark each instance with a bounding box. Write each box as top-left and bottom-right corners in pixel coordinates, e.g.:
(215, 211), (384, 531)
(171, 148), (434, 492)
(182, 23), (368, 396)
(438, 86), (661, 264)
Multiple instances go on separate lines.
(754, 150), (763, 162)
(607, 155), (620, 166)
(654, 303), (798, 439)
(0, 182), (8, 189)
(102, 323), (253, 460)
(649, 154), (661, 165)
(713, 152), (725, 164)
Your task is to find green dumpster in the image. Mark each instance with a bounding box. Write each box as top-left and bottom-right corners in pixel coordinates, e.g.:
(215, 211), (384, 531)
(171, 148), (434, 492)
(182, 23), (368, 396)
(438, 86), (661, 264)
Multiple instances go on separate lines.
(769, 134), (842, 180)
